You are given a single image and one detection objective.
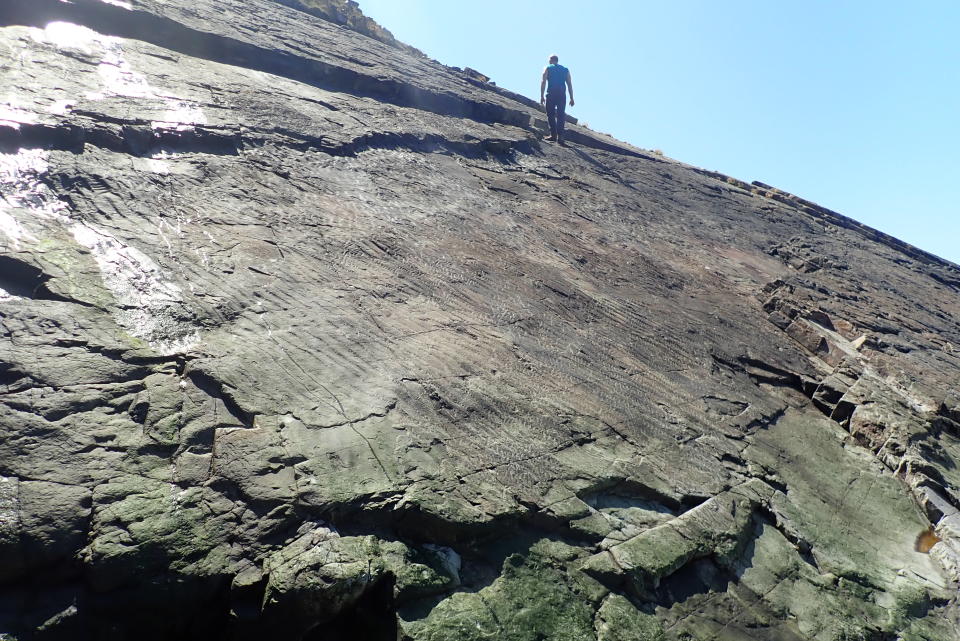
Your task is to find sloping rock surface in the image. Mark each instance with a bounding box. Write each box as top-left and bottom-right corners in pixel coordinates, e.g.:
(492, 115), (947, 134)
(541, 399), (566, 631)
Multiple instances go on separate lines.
(1, 1), (960, 639)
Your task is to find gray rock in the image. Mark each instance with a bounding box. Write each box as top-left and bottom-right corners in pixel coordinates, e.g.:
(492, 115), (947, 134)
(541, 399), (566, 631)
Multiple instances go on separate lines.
(1, 0), (959, 639)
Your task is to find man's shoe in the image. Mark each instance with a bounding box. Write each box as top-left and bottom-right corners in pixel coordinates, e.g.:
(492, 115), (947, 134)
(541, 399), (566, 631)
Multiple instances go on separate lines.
(557, 137), (565, 146)
(547, 135), (557, 142)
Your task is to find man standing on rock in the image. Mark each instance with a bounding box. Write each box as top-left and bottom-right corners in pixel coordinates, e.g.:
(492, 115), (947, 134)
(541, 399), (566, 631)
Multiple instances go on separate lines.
(540, 54), (574, 144)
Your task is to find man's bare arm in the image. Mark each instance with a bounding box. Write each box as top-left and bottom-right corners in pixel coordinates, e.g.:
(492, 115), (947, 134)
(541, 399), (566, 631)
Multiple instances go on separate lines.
(540, 68), (548, 105)
(566, 71), (575, 106)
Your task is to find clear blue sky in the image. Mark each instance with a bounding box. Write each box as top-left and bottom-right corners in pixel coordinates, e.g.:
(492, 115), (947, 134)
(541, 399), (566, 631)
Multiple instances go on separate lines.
(359, 1), (959, 265)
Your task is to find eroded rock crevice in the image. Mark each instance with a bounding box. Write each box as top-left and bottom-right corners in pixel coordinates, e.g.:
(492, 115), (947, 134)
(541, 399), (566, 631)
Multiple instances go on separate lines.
(1, 118), (537, 165)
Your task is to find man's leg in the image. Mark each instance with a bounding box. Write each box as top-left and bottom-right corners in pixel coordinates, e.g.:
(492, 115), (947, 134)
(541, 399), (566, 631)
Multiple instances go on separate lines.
(554, 95), (567, 143)
(545, 94), (559, 140)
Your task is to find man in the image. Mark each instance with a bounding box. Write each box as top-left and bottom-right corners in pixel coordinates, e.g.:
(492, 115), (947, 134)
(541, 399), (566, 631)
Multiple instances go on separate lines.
(540, 54), (574, 144)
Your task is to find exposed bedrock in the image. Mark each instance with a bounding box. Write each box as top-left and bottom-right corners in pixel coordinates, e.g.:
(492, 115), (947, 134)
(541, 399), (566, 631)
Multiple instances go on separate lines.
(1, 0), (959, 639)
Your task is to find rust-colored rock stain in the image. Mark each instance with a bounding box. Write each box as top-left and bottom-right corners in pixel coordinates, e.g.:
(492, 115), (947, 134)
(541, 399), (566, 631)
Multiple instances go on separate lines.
(915, 528), (941, 553)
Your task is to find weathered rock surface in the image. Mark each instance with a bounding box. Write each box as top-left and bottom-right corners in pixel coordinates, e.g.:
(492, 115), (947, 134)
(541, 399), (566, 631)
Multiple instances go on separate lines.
(1, 0), (959, 639)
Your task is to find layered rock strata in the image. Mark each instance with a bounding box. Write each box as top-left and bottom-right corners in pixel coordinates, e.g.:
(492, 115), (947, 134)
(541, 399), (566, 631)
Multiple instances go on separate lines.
(1, 1), (959, 639)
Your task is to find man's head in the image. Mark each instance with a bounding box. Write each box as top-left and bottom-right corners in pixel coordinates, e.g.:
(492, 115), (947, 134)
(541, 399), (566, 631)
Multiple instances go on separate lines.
(549, 54), (559, 64)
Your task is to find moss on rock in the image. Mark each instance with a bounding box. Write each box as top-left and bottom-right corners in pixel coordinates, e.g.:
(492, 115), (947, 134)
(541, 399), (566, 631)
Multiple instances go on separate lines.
(595, 594), (664, 641)
(403, 543), (598, 641)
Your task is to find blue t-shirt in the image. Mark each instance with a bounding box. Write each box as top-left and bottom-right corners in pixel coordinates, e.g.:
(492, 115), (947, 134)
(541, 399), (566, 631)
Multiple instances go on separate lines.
(546, 64), (568, 95)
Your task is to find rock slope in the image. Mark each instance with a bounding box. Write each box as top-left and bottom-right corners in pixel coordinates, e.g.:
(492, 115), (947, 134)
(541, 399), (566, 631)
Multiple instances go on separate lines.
(1, 1), (960, 639)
